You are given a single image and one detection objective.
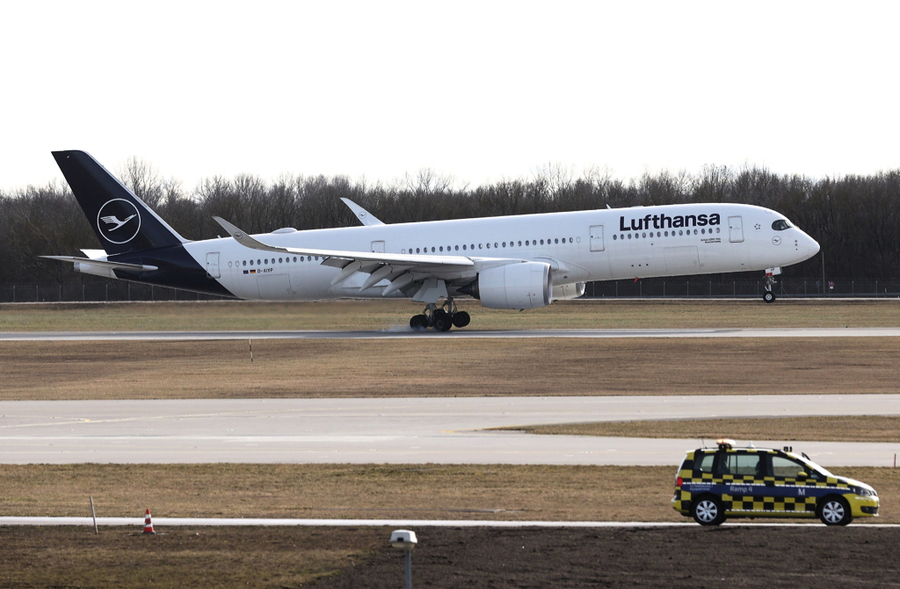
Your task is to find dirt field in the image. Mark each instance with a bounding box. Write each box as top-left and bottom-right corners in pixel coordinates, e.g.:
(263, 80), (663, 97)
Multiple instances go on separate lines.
(2, 526), (898, 588)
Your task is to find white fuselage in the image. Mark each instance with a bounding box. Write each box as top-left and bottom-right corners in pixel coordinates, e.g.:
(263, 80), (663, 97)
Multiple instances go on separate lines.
(184, 203), (819, 301)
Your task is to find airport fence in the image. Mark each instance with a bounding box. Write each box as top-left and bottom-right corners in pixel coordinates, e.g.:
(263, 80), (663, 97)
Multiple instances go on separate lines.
(1, 278), (898, 304)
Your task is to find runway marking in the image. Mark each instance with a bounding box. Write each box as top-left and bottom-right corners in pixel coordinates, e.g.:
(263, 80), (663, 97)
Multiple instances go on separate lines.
(1, 516), (897, 528)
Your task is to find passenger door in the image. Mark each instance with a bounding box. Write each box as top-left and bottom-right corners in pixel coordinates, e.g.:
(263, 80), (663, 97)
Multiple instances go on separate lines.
(589, 225), (605, 252)
(715, 451), (765, 514)
(206, 252), (220, 279)
(728, 216), (744, 243)
(768, 454), (818, 516)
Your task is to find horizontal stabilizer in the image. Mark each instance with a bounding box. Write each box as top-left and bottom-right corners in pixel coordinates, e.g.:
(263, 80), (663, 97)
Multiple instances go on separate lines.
(40, 256), (158, 272)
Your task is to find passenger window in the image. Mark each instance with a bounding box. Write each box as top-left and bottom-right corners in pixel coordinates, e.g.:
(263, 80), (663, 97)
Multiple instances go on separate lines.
(696, 453), (715, 474)
(771, 456), (807, 478)
(717, 453), (761, 477)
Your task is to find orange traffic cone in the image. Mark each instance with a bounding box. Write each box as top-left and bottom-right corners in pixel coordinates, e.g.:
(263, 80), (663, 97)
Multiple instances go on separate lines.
(142, 509), (156, 534)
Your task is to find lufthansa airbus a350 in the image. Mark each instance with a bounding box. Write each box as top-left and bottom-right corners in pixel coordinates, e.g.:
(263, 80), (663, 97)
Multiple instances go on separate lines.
(44, 150), (820, 330)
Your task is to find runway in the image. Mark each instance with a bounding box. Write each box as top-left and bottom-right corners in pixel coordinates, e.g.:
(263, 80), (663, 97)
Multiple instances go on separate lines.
(2, 396), (898, 467)
(3, 327), (900, 341)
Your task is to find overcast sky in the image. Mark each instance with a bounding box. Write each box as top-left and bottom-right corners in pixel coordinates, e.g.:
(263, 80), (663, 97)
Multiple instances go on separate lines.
(3, 1), (898, 192)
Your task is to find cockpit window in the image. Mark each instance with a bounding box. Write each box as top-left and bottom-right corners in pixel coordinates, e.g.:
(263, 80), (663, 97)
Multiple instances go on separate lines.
(772, 219), (793, 231)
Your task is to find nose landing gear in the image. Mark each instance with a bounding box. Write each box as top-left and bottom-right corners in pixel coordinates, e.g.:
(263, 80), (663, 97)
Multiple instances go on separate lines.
(763, 267), (781, 303)
(409, 298), (470, 331)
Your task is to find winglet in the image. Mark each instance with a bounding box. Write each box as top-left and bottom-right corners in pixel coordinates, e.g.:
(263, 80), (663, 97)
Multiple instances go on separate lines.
(213, 217), (286, 253)
(341, 198), (384, 226)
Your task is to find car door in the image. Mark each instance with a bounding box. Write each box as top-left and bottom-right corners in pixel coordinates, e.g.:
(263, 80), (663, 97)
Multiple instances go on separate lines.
(715, 450), (765, 515)
(767, 454), (819, 516)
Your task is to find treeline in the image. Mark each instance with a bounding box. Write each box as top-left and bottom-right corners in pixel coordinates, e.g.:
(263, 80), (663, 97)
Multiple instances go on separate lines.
(1, 160), (898, 288)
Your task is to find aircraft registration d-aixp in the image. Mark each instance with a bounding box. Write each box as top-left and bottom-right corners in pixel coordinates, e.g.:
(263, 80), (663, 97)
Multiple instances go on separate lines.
(45, 150), (820, 330)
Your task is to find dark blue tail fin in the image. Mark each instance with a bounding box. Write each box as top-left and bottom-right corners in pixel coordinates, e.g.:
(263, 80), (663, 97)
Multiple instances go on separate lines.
(52, 150), (187, 255)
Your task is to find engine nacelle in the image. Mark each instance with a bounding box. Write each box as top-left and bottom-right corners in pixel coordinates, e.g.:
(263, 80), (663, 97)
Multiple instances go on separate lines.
(470, 262), (552, 309)
(552, 282), (586, 301)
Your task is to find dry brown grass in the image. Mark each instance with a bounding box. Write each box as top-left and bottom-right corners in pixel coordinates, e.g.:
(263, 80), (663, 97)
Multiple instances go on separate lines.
(3, 337), (898, 400)
(513, 416), (900, 443)
(1, 463), (896, 523)
(1, 298), (899, 331)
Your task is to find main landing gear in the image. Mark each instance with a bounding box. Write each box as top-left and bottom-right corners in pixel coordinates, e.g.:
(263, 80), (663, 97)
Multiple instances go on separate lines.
(763, 267), (781, 303)
(409, 297), (471, 332)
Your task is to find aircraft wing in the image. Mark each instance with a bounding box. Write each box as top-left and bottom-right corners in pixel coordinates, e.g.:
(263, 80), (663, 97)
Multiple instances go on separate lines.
(213, 216), (508, 299)
(213, 217), (473, 268)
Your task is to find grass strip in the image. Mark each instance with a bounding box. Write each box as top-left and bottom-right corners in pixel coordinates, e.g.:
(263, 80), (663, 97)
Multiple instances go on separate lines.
(508, 416), (900, 443)
(1, 298), (899, 332)
(3, 337), (899, 400)
(1, 463), (895, 522)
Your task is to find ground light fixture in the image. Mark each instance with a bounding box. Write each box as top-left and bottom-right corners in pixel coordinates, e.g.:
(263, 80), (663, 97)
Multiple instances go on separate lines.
(390, 529), (417, 589)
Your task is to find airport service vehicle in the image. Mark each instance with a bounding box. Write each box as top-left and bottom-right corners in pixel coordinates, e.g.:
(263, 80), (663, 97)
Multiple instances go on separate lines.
(44, 151), (820, 330)
(672, 439), (879, 526)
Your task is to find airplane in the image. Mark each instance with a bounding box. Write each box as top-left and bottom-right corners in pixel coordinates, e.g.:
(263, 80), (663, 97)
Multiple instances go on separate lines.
(43, 150), (820, 330)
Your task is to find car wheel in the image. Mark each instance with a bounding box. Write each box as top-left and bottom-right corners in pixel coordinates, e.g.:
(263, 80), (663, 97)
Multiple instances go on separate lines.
(819, 496), (852, 526)
(691, 496), (725, 526)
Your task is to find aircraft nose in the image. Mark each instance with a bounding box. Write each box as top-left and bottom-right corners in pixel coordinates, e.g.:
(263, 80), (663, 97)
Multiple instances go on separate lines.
(799, 231), (820, 260)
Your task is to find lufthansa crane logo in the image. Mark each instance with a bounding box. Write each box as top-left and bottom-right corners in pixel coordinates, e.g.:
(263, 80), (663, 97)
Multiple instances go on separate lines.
(96, 199), (141, 244)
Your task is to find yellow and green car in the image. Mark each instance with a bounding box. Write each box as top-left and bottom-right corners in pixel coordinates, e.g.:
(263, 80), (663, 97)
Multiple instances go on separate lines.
(672, 439), (878, 526)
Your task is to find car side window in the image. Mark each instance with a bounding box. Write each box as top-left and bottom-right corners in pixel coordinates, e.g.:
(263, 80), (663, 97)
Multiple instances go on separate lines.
(771, 456), (803, 478)
(696, 453), (715, 474)
(716, 453), (762, 477)
(771, 455), (822, 480)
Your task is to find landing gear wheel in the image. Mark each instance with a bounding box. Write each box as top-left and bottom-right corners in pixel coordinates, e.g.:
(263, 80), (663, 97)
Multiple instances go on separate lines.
(433, 309), (452, 332)
(819, 497), (852, 526)
(408, 297), (469, 332)
(691, 496), (726, 526)
(763, 290), (776, 303)
(452, 311), (470, 328)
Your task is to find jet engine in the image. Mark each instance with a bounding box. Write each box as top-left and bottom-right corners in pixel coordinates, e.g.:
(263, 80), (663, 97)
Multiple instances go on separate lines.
(464, 262), (552, 309)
